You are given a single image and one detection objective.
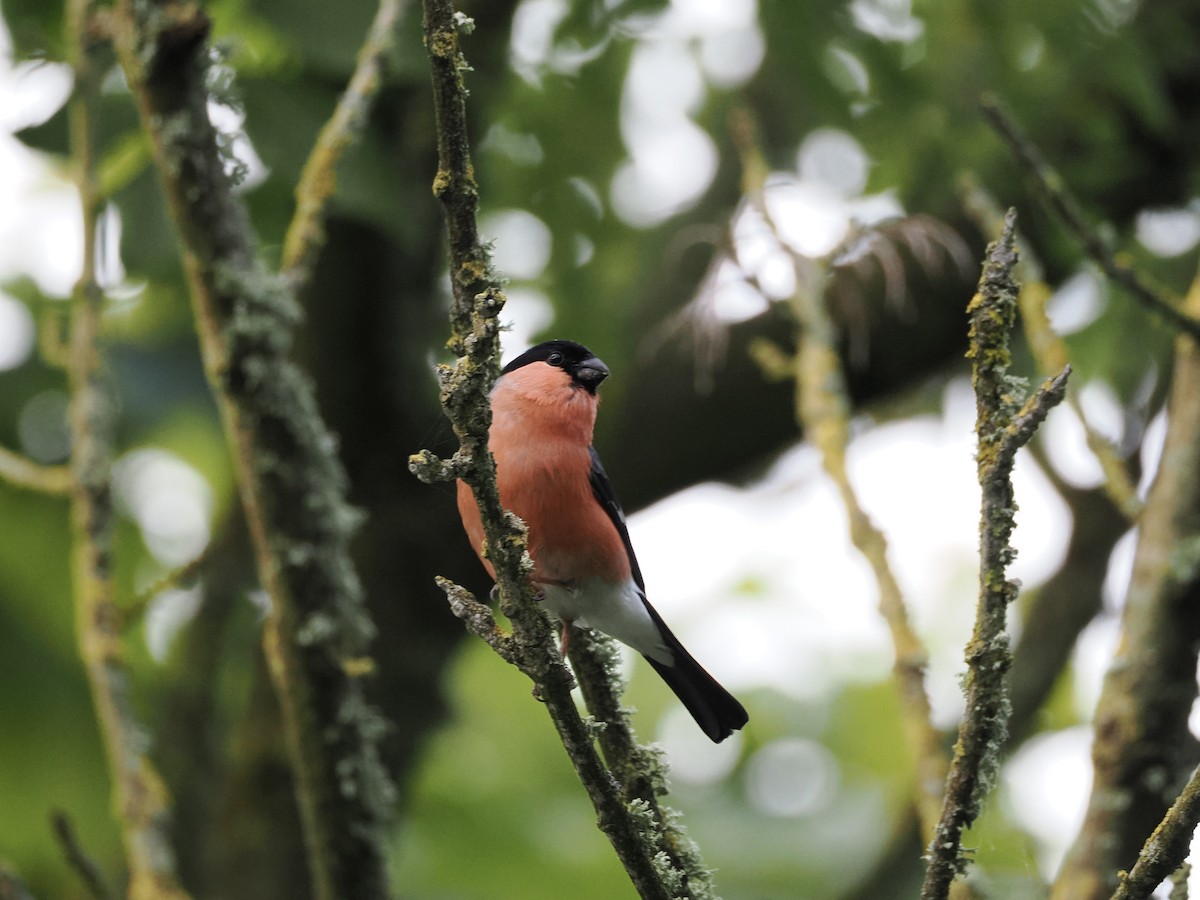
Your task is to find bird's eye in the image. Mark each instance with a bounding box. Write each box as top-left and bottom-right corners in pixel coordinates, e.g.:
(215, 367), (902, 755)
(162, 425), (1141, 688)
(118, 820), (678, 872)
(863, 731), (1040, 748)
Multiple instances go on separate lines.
(547, 351), (564, 366)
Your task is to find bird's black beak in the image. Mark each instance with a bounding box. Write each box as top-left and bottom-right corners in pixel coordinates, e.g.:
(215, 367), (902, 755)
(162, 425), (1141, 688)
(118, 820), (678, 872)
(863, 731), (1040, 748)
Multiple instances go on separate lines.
(573, 357), (609, 391)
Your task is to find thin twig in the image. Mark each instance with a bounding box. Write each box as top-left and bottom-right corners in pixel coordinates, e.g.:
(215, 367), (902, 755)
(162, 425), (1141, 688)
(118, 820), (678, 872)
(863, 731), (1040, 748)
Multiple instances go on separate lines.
(280, 0), (408, 293)
(414, 3), (683, 897)
(51, 811), (116, 900)
(1110, 764), (1200, 900)
(1169, 864), (1191, 900)
(110, 2), (394, 898)
(921, 210), (1070, 900)
(0, 446), (72, 494)
(980, 96), (1200, 341)
(121, 549), (210, 627)
(66, 3), (191, 898)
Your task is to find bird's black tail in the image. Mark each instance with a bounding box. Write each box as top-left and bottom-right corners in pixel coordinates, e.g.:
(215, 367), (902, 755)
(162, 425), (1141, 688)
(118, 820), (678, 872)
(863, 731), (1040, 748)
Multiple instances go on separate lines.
(642, 606), (748, 743)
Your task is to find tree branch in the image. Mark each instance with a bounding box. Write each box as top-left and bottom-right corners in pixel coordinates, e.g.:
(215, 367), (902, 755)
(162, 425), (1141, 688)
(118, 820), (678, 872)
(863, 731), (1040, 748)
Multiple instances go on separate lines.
(51, 810), (116, 900)
(109, 3), (394, 898)
(413, 4), (686, 897)
(980, 96), (1200, 342)
(0, 446), (71, 494)
(959, 174), (1142, 520)
(1053, 263), (1200, 900)
(921, 210), (1070, 900)
(790, 266), (948, 841)
(732, 108), (948, 843)
(65, 4), (191, 898)
(280, 0), (408, 293)
(566, 631), (718, 899)
(1110, 763), (1200, 900)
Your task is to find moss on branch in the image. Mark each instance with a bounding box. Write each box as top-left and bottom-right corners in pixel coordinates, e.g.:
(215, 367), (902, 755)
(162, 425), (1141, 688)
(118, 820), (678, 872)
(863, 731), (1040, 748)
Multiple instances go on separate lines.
(1110, 763), (1200, 900)
(110, 2), (394, 898)
(1053, 264), (1200, 900)
(280, 0), (407, 294)
(412, 2), (708, 897)
(920, 210), (1069, 900)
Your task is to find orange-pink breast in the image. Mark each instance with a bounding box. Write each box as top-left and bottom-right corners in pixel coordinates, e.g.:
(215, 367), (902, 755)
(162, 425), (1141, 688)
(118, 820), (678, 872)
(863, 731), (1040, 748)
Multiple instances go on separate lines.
(456, 362), (631, 586)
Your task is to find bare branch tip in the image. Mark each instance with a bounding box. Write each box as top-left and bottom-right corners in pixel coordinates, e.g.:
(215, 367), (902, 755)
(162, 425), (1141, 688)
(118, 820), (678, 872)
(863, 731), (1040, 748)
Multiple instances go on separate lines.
(408, 449), (459, 483)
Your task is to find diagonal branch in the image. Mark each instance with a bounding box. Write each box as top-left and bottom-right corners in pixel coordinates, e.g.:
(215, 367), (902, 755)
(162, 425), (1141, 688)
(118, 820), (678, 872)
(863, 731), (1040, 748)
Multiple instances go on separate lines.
(110, 2), (394, 898)
(1110, 762), (1200, 900)
(280, 0), (409, 293)
(412, 3), (692, 897)
(731, 108), (948, 844)
(921, 210), (1070, 900)
(981, 96), (1200, 342)
(566, 632), (718, 899)
(51, 811), (116, 900)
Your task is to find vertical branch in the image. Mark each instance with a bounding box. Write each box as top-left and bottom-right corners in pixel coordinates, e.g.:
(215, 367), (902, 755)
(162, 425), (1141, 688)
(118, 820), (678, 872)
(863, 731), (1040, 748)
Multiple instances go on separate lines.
(959, 176), (1141, 520)
(413, 3), (690, 897)
(110, 3), (394, 899)
(1053, 265), (1200, 900)
(920, 211), (1069, 900)
(65, 2), (190, 898)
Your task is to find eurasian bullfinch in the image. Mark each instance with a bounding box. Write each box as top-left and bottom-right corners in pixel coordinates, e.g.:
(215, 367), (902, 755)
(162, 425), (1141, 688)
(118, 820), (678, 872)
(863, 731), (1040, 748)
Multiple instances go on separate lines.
(457, 339), (748, 743)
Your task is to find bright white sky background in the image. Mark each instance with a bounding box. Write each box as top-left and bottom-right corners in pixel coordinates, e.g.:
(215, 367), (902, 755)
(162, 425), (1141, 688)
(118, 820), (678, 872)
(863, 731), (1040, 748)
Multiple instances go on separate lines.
(3, 0), (1200, 892)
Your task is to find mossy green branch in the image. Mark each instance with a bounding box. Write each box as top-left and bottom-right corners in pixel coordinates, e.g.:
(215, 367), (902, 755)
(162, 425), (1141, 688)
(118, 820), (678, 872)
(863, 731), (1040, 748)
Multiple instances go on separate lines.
(110, 3), (393, 899)
(66, 2), (190, 897)
(1053, 262), (1200, 900)
(733, 104), (949, 858)
(1110, 763), (1200, 900)
(566, 632), (717, 900)
(280, 0), (408, 293)
(0, 446), (72, 494)
(412, 3), (688, 897)
(792, 272), (948, 842)
(959, 176), (1140, 520)
(732, 107), (948, 844)
(921, 210), (1069, 900)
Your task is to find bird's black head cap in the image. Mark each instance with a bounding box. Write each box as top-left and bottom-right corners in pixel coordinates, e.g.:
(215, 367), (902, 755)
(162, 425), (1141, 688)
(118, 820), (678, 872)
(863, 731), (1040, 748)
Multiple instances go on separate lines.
(502, 340), (609, 393)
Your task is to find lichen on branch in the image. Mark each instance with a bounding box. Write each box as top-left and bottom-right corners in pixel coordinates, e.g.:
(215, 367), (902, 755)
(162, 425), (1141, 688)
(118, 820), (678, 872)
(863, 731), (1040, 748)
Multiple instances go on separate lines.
(920, 209), (1069, 900)
(110, 1), (394, 898)
(411, 2), (707, 897)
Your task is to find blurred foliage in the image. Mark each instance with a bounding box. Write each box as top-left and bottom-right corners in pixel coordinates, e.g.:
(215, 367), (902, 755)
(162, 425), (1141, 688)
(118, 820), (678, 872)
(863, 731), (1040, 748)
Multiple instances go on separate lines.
(1, 0), (1198, 897)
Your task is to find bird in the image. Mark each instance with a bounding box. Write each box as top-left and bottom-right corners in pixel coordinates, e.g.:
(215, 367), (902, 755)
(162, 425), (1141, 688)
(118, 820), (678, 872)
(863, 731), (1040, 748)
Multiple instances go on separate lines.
(456, 339), (748, 743)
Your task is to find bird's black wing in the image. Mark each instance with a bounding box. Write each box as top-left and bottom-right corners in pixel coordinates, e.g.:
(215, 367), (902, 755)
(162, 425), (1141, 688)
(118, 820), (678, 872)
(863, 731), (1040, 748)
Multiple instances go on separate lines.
(587, 446), (646, 592)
